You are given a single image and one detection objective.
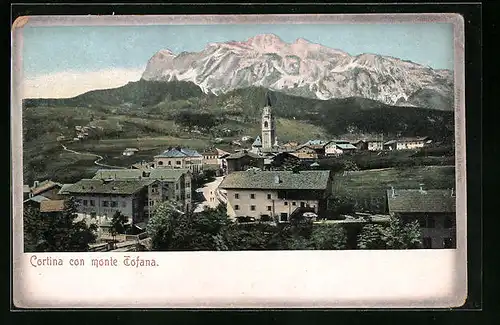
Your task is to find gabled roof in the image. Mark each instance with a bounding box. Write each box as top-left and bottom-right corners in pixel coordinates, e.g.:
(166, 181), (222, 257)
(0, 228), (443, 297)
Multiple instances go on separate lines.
(40, 200), (66, 212)
(336, 143), (358, 150)
(154, 148), (202, 158)
(31, 180), (62, 196)
(387, 189), (456, 213)
(225, 151), (262, 160)
(305, 139), (327, 146)
(202, 148), (219, 155)
(93, 169), (189, 181)
(252, 136), (262, 147)
(23, 195), (50, 204)
(220, 170), (331, 190)
(58, 184), (74, 195)
(64, 179), (157, 195)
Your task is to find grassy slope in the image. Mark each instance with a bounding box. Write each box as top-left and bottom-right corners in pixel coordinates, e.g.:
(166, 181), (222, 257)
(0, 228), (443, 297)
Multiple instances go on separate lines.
(22, 80), (455, 184)
(331, 165), (455, 213)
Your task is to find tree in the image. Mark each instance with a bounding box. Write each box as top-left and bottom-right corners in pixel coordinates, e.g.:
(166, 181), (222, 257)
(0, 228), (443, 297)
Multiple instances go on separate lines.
(23, 205), (45, 252)
(146, 201), (184, 251)
(310, 224), (348, 250)
(24, 197), (98, 252)
(109, 211), (129, 249)
(147, 202), (232, 251)
(357, 216), (422, 249)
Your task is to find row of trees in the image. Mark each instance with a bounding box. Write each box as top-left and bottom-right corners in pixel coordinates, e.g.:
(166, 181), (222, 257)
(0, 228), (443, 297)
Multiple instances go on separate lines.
(146, 202), (422, 251)
(23, 197), (421, 252)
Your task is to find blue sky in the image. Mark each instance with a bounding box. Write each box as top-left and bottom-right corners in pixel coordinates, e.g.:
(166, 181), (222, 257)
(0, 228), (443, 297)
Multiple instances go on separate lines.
(23, 23), (454, 77)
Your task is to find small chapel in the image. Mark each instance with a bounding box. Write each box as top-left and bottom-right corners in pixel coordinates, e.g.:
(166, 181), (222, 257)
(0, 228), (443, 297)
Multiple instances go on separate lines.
(251, 94), (279, 155)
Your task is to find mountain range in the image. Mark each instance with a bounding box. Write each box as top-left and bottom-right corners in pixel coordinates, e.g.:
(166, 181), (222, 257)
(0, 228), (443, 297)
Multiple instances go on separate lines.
(141, 33), (454, 111)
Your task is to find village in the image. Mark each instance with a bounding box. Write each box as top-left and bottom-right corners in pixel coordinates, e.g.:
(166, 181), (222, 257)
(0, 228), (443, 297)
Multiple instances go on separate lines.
(23, 97), (456, 251)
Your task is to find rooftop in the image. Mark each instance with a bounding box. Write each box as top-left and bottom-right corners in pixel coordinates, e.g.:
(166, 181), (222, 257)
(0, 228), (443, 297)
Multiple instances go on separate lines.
(225, 150), (262, 160)
(252, 136), (262, 147)
(31, 180), (62, 196)
(387, 189), (456, 213)
(23, 195), (50, 204)
(93, 168), (190, 181)
(154, 147), (202, 158)
(40, 200), (66, 213)
(336, 143), (358, 150)
(219, 170), (331, 190)
(57, 184), (74, 195)
(64, 179), (157, 195)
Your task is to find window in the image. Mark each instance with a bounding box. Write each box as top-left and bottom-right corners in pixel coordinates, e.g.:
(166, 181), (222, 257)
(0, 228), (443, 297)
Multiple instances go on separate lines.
(122, 201), (126, 208)
(267, 194), (272, 200)
(250, 194), (255, 199)
(176, 161), (182, 165)
(83, 200), (88, 206)
(292, 202), (296, 206)
(102, 201), (109, 207)
(280, 213), (288, 222)
(264, 121), (268, 128)
(168, 161), (171, 165)
(423, 237), (432, 249)
(110, 201), (118, 208)
(443, 237), (453, 248)
(427, 217), (435, 228)
(90, 200), (95, 207)
(444, 216), (454, 229)
(176, 184), (179, 190)
(235, 205), (240, 210)
(300, 202), (305, 207)
(186, 193), (190, 199)
(267, 206), (272, 211)
(284, 202), (288, 206)
(235, 193), (239, 199)
(158, 161), (163, 166)
(250, 205), (256, 211)
(418, 217), (426, 228)
(176, 196), (179, 201)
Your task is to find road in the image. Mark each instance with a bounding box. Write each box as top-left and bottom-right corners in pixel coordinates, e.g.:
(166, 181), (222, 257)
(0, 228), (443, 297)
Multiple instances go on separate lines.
(194, 176), (225, 213)
(61, 143), (126, 169)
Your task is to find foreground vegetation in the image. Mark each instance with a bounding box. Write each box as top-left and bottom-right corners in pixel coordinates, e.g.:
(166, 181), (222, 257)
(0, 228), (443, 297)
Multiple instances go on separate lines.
(146, 202), (422, 251)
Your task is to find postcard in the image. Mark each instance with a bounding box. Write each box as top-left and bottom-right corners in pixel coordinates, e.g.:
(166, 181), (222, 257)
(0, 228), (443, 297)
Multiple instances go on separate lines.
(12, 13), (466, 308)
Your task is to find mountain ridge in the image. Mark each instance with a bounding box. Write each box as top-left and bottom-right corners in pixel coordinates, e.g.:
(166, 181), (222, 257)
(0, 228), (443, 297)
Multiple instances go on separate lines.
(141, 33), (454, 111)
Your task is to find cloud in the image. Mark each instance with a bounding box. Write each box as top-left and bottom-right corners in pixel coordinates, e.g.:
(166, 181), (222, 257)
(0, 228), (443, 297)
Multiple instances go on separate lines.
(22, 67), (145, 99)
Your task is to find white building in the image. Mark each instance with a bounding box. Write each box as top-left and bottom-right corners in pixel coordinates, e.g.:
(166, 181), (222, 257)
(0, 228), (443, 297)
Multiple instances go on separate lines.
(153, 147), (203, 174)
(219, 170), (333, 222)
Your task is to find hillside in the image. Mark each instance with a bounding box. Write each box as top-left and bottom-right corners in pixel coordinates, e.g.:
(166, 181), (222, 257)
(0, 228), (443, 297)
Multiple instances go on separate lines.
(23, 80), (454, 142)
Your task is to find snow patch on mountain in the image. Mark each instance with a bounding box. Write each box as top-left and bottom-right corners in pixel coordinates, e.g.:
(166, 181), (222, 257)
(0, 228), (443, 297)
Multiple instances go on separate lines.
(141, 33), (454, 110)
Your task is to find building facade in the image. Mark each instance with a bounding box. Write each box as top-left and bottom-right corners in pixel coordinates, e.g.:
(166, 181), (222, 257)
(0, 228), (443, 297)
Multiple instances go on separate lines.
(225, 151), (264, 174)
(63, 179), (155, 226)
(386, 187), (456, 249)
(92, 168), (192, 213)
(383, 137), (431, 151)
(367, 140), (384, 151)
(153, 147), (203, 174)
(324, 140), (358, 156)
(219, 170), (333, 222)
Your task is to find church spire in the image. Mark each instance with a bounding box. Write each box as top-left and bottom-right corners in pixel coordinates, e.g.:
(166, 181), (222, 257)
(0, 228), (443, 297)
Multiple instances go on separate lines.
(266, 92), (272, 107)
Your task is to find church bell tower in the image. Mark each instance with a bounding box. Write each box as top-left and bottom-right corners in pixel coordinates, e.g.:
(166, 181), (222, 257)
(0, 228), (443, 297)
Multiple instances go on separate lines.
(261, 93), (277, 152)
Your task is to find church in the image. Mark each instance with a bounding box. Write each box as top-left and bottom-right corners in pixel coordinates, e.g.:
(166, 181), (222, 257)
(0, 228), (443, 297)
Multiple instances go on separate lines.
(251, 94), (279, 155)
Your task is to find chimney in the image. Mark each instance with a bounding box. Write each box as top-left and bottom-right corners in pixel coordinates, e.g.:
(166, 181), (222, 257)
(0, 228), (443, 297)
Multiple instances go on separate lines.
(274, 175), (281, 184)
(451, 188), (455, 197)
(390, 186), (395, 198)
(419, 183), (425, 192)
(33, 180), (39, 188)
